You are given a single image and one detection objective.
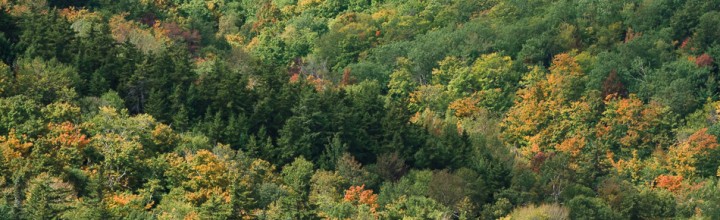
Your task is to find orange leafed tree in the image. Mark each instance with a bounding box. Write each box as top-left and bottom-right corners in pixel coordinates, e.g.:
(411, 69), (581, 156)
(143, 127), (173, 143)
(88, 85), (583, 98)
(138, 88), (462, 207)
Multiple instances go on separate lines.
(655, 174), (684, 192)
(665, 128), (719, 178)
(0, 130), (33, 165)
(165, 150), (233, 205)
(42, 122), (91, 169)
(596, 95), (669, 157)
(344, 184), (379, 216)
(46, 122), (90, 149)
(503, 53), (592, 157)
(448, 95), (481, 118)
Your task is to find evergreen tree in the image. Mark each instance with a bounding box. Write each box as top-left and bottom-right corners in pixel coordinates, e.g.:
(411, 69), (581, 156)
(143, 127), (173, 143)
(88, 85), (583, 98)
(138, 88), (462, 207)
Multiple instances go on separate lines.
(23, 173), (75, 220)
(14, 11), (75, 63)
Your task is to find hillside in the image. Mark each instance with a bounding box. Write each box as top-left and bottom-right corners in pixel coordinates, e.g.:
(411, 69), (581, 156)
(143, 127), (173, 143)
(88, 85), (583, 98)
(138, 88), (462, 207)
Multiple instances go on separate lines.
(2, 0), (720, 219)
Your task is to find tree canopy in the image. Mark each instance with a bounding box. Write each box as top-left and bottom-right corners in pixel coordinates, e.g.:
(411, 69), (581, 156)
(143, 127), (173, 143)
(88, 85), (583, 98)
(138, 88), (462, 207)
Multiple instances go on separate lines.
(2, 0), (720, 219)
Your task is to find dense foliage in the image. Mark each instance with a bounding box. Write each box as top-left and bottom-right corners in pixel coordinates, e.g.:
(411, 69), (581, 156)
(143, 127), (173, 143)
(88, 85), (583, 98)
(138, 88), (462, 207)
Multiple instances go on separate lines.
(2, 0), (720, 219)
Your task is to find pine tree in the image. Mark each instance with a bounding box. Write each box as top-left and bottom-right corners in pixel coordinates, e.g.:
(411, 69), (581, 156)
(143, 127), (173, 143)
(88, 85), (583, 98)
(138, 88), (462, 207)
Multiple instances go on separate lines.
(0, 9), (18, 64)
(14, 11), (76, 63)
(124, 58), (151, 114)
(144, 89), (169, 122)
(73, 22), (116, 96)
(23, 173), (75, 220)
(319, 133), (348, 170)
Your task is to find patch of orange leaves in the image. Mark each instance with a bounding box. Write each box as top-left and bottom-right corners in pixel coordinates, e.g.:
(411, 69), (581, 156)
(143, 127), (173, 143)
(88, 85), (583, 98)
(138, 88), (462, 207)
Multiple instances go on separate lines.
(556, 136), (585, 157)
(666, 128), (718, 177)
(47, 122), (90, 149)
(448, 96), (480, 118)
(59, 7), (100, 22)
(344, 184), (379, 215)
(306, 75), (330, 92)
(0, 130), (33, 162)
(655, 175), (684, 192)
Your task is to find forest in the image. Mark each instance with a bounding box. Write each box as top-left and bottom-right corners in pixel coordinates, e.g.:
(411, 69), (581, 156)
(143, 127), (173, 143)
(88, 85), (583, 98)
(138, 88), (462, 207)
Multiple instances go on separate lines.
(2, 0), (720, 219)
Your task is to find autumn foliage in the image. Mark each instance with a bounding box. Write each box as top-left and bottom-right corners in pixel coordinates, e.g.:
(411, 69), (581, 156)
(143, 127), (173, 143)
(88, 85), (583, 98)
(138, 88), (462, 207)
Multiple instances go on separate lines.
(7, 0), (720, 219)
(655, 175), (684, 192)
(695, 53), (714, 67)
(0, 130), (33, 163)
(666, 128), (719, 177)
(344, 184), (379, 215)
(504, 53), (591, 157)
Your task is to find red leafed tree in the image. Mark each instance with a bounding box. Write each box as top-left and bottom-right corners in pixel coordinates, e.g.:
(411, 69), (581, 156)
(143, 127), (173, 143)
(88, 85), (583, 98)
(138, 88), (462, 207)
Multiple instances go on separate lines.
(531, 151), (549, 173)
(155, 22), (201, 53)
(695, 53), (714, 67)
(601, 70), (628, 100)
(341, 68), (354, 86)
